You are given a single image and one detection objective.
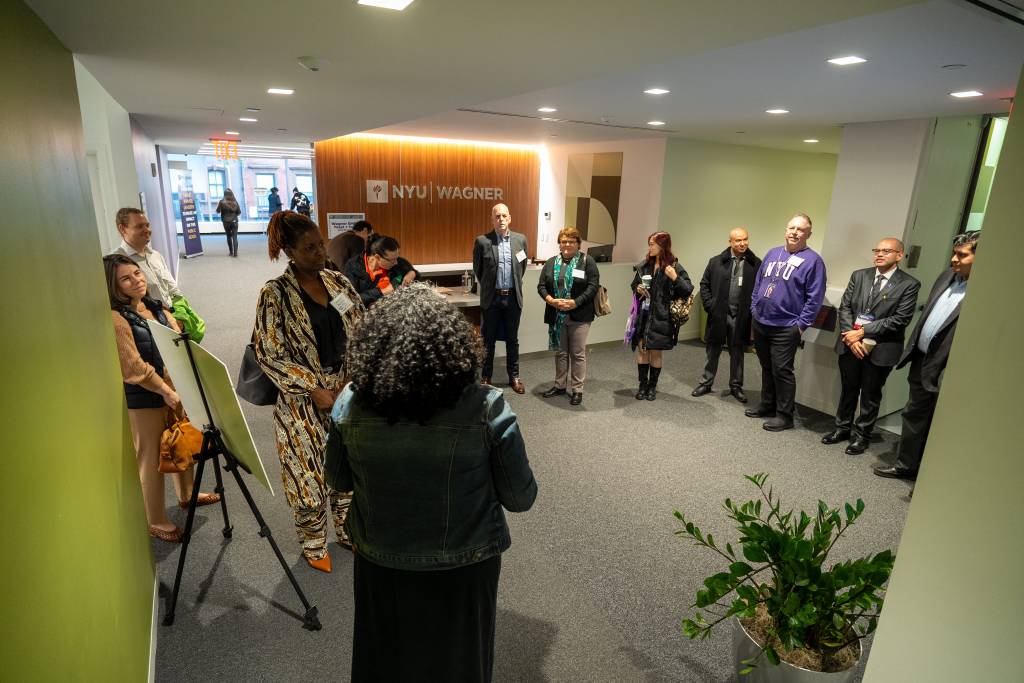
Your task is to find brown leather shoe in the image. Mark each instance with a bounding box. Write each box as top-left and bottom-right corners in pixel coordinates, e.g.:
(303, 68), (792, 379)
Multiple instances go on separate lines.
(149, 525), (183, 543)
(178, 492), (221, 509)
(306, 553), (332, 573)
(509, 377), (526, 394)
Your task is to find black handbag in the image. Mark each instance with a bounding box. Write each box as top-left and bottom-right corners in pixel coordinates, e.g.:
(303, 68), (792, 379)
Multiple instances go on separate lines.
(236, 343), (279, 406)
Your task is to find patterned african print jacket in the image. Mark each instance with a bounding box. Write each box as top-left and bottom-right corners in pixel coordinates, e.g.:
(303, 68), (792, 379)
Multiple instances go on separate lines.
(253, 266), (365, 511)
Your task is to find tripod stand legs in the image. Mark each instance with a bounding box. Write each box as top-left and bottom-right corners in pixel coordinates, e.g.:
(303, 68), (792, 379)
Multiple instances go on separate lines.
(163, 456), (206, 626)
(212, 457), (232, 539)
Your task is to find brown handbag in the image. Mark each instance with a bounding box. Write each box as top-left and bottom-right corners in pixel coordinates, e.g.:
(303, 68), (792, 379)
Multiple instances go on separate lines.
(159, 408), (203, 473)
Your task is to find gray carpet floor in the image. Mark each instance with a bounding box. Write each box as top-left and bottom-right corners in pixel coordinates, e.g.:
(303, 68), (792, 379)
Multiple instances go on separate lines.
(154, 234), (910, 682)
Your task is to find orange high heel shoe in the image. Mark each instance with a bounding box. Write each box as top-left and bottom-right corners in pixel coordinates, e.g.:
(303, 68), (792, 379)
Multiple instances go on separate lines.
(306, 553), (332, 573)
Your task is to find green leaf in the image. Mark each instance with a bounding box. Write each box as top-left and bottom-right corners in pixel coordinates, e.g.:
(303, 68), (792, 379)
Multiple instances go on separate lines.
(764, 646), (780, 665)
(729, 562), (754, 578)
(739, 667), (753, 676)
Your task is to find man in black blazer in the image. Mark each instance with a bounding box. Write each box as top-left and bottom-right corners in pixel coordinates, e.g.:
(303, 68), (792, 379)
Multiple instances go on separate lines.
(472, 203), (530, 393)
(874, 231), (979, 481)
(823, 238), (920, 454)
(692, 227), (761, 403)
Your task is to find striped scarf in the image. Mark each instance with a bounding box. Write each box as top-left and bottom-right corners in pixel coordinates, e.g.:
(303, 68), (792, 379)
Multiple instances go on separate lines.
(548, 253), (581, 350)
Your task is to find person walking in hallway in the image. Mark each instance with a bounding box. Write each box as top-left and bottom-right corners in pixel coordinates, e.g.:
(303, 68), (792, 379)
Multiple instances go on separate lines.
(627, 231), (694, 401)
(216, 189), (241, 257)
(823, 238), (920, 455)
(268, 186), (283, 215)
(473, 203), (529, 394)
(874, 231), (979, 481)
(746, 213), (826, 431)
(692, 227), (761, 403)
(537, 227), (600, 405)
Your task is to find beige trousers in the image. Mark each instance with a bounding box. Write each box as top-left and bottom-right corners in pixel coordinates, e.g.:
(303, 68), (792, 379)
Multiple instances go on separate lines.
(554, 320), (591, 392)
(128, 407), (194, 527)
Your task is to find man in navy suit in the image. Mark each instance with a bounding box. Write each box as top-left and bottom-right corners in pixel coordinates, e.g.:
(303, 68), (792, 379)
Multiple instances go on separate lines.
(823, 238), (920, 455)
(874, 231), (979, 481)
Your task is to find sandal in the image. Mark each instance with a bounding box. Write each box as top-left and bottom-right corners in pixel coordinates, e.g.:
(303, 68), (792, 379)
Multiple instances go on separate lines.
(178, 492), (221, 509)
(149, 525), (183, 543)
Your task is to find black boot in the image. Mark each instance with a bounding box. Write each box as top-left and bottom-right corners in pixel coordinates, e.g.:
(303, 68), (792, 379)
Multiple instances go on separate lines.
(636, 364), (649, 400)
(646, 367), (662, 400)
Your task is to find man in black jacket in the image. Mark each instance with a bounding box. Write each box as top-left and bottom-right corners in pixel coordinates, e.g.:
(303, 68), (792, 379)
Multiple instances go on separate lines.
(692, 228), (761, 403)
(823, 238), (920, 454)
(874, 231), (978, 481)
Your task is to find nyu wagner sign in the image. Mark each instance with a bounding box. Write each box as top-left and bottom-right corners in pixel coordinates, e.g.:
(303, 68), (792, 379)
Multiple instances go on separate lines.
(366, 180), (504, 204)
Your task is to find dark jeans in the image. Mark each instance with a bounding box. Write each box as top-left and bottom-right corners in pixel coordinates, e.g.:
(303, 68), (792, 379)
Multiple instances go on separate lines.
(352, 553), (500, 682)
(701, 313), (745, 389)
(835, 352), (893, 437)
(481, 294), (521, 380)
(753, 319), (801, 420)
(894, 359), (938, 472)
(223, 221), (238, 255)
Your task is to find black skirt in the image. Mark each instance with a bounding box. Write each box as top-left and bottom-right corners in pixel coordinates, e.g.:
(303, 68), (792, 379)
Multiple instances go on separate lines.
(351, 553), (501, 683)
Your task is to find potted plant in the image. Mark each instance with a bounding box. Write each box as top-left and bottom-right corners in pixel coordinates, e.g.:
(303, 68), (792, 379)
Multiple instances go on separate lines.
(674, 474), (895, 681)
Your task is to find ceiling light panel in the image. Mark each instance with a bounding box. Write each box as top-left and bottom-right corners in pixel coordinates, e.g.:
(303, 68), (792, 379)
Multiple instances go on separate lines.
(644, 88), (670, 95)
(224, 131), (239, 135)
(357, 0), (415, 10)
(647, 120), (666, 126)
(803, 139), (819, 143)
(765, 109), (789, 114)
(267, 88), (294, 95)
(827, 55), (867, 66)
(239, 117), (258, 122)
(537, 107), (557, 113)
(950, 90), (983, 98)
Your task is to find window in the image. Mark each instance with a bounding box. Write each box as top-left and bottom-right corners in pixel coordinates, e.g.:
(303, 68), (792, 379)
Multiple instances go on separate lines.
(295, 175), (313, 194)
(208, 170), (225, 201)
(255, 173), (276, 192)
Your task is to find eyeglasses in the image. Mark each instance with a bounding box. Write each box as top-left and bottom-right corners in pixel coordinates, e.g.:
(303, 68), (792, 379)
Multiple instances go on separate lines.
(558, 240), (578, 245)
(871, 248), (900, 255)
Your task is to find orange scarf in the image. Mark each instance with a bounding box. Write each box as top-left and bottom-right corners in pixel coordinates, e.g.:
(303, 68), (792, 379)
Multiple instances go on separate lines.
(364, 253), (392, 291)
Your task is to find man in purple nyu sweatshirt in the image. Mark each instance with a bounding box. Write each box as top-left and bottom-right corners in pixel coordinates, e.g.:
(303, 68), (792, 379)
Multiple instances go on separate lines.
(745, 213), (826, 431)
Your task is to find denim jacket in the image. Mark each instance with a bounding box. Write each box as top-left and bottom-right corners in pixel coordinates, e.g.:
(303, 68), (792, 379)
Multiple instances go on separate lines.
(325, 383), (537, 571)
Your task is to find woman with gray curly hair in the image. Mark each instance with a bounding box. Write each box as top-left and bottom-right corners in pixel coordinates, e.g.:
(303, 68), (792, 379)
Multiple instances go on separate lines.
(325, 284), (537, 682)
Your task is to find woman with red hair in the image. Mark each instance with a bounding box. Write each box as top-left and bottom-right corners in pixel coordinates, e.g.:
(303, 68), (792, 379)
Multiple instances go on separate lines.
(626, 231), (693, 400)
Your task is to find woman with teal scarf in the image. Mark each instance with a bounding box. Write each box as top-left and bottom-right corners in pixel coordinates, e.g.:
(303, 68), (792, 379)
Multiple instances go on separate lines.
(537, 227), (601, 405)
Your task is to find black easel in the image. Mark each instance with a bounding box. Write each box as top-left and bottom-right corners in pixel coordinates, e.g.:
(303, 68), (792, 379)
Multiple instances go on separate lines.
(163, 332), (321, 630)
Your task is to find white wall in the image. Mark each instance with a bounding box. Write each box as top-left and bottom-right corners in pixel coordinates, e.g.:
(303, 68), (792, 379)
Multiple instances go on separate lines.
(73, 57), (139, 254)
(131, 117), (177, 273)
(537, 138), (667, 263)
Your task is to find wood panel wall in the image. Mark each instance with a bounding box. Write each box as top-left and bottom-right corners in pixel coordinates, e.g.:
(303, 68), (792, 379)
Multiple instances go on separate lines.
(314, 136), (539, 264)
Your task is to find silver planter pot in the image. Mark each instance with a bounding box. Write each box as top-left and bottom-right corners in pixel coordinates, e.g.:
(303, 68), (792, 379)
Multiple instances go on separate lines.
(732, 619), (861, 683)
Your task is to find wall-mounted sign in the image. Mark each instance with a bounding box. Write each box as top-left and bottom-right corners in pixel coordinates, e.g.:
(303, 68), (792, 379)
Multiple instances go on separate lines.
(365, 179), (505, 203)
(211, 139), (239, 160)
(326, 212), (366, 238)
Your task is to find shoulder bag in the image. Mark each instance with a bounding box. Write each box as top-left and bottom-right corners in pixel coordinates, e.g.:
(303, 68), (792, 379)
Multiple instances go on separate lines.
(159, 407), (203, 473)
(236, 281), (282, 406)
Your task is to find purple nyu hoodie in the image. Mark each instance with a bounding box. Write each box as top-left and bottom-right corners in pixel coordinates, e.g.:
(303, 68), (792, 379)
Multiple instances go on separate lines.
(750, 245), (826, 329)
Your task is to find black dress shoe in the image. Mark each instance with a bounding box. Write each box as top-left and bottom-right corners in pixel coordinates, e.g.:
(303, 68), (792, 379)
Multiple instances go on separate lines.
(821, 429), (851, 445)
(541, 386), (567, 398)
(845, 435), (869, 455)
(730, 387), (748, 403)
(569, 392), (583, 406)
(745, 406), (776, 418)
(872, 465), (918, 481)
(691, 384), (711, 397)
(762, 416), (794, 432)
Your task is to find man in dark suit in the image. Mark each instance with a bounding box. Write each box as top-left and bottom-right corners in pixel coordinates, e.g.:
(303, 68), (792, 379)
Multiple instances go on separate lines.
(692, 227), (761, 403)
(874, 231), (979, 481)
(472, 203), (530, 393)
(823, 238), (920, 454)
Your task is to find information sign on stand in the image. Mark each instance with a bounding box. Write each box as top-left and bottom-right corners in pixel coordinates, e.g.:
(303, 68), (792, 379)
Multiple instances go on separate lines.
(180, 190), (204, 258)
(326, 212), (366, 238)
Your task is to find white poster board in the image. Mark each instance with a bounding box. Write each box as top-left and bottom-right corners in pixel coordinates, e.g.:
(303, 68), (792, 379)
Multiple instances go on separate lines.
(326, 212), (366, 238)
(147, 321), (273, 493)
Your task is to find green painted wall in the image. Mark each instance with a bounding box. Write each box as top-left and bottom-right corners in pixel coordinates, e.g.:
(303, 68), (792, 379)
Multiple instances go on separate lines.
(658, 137), (837, 338)
(0, 3), (154, 681)
(863, 70), (1024, 681)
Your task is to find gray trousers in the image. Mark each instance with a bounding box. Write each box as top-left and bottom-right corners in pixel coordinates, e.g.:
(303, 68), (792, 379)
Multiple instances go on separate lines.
(554, 320), (591, 392)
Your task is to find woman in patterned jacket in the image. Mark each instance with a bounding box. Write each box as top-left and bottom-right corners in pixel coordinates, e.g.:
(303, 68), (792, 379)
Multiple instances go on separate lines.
(254, 211), (364, 573)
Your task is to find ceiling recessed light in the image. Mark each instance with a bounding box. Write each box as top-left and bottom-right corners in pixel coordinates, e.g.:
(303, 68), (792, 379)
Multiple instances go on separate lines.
(951, 90), (983, 98)
(357, 0), (415, 9)
(239, 117), (258, 122)
(225, 131), (239, 135)
(538, 107), (557, 113)
(765, 109), (790, 114)
(827, 55), (867, 66)
(803, 139), (819, 143)
(644, 88), (670, 95)
(647, 120), (666, 126)
(267, 88), (294, 95)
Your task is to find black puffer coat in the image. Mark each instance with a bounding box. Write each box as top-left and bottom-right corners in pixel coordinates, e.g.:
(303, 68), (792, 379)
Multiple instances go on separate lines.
(629, 259), (693, 351)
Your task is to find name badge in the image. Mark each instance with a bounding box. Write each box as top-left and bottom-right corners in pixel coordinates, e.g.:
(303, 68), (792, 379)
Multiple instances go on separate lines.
(572, 268), (586, 279)
(786, 255), (805, 267)
(854, 314), (875, 329)
(515, 249), (527, 263)
(737, 275), (743, 287)
(330, 292), (354, 316)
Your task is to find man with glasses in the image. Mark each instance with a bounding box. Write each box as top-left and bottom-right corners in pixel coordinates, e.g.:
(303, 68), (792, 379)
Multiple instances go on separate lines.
(473, 203), (530, 393)
(343, 234), (417, 307)
(874, 231), (979, 482)
(823, 238), (920, 455)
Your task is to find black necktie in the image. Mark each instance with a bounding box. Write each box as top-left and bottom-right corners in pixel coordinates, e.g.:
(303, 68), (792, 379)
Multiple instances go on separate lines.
(870, 274), (884, 299)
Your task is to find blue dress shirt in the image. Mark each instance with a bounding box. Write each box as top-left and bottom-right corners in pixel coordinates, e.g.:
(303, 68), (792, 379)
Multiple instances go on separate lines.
(496, 232), (513, 290)
(918, 277), (966, 353)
